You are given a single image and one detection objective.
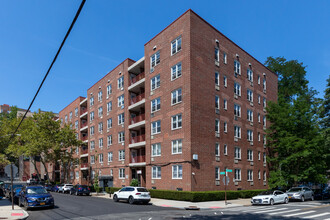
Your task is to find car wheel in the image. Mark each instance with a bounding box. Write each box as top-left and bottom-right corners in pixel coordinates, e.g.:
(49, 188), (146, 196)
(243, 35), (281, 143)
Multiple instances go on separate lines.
(270, 199), (274, 205)
(128, 196), (134, 205)
(24, 201), (29, 211)
(284, 197), (289, 204)
(311, 195), (314, 201)
(75, 191), (78, 196)
(113, 195), (118, 202)
(301, 196), (305, 202)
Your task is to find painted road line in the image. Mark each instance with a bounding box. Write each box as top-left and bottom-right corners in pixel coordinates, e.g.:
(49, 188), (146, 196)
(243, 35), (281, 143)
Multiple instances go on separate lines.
(242, 207), (277, 212)
(268, 209), (301, 215)
(284, 210), (316, 217)
(302, 212), (330, 219)
(286, 204), (317, 207)
(254, 208), (288, 214)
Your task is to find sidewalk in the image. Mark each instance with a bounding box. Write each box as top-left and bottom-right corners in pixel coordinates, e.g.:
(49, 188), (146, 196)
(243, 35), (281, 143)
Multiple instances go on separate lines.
(91, 193), (252, 210)
(0, 198), (29, 220)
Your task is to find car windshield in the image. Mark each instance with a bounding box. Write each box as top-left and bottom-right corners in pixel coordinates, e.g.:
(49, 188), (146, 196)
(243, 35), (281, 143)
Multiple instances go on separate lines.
(137, 188), (148, 192)
(259, 191), (274, 195)
(27, 188), (47, 194)
(288, 188), (303, 192)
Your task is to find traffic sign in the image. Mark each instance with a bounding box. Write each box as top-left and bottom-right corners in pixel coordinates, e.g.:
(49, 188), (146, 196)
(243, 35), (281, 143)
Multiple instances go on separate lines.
(226, 169), (232, 172)
(222, 176), (230, 185)
(220, 172), (226, 175)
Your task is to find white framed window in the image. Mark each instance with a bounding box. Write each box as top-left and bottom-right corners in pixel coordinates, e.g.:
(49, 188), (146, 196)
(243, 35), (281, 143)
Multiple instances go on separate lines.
(110, 169), (113, 176)
(263, 152), (266, 163)
(108, 152), (113, 162)
(263, 135), (266, 145)
(258, 75), (261, 84)
(263, 97), (267, 108)
(98, 122), (103, 133)
(90, 141), (95, 150)
(98, 107), (103, 117)
(171, 62), (182, 80)
(75, 107), (78, 117)
(117, 76), (124, 89)
(119, 168), (125, 179)
(247, 149), (253, 161)
(117, 95), (124, 108)
(263, 78), (267, 90)
(215, 119), (220, 133)
(151, 120), (161, 135)
(90, 96), (94, 106)
(69, 112), (72, 121)
(119, 150), (125, 161)
(263, 171), (267, 180)
(150, 50), (160, 72)
(234, 147), (241, 159)
(223, 75), (227, 87)
(75, 121), (78, 129)
(65, 115), (68, 123)
(224, 99), (227, 110)
(247, 170), (253, 181)
(258, 151), (261, 161)
(151, 74), (160, 91)
(247, 69), (253, 82)
(75, 133), (79, 140)
(215, 47), (219, 62)
(118, 131), (125, 143)
(107, 84), (112, 97)
(151, 97), (161, 113)
(172, 165), (182, 179)
(91, 170), (95, 179)
(215, 96), (220, 109)
(172, 139), (182, 154)
(224, 121), (227, 133)
(247, 89), (253, 102)
(151, 143), (161, 157)
(215, 72), (219, 86)
(247, 109), (253, 122)
(258, 95), (261, 104)
(107, 135), (112, 146)
(75, 171), (79, 179)
(234, 82), (241, 96)
(258, 132), (261, 142)
(223, 52), (227, 64)
(152, 166), (161, 179)
(247, 130), (253, 141)
(215, 143), (220, 156)
(75, 147), (79, 155)
(171, 114), (182, 130)
(60, 118), (63, 125)
(99, 153), (103, 163)
(234, 104), (241, 117)
(235, 168), (241, 181)
(234, 125), (241, 138)
(90, 111), (94, 121)
(171, 36), (182, 55)
(98, 91), (103, 102)
(215, 167), (220, 180)
(234, 60), (241, 75)
(90, 126), (95, 135)
(91, 155), (95, 164)
(99, 138), (103, 148)
(107, 118), (112, 129)
(258, 113), (261, 123)
(258, 170), (261, 180)
(171, 88), (182, 105)
(107, 101), (112, 112)
(263, 116), (266, 126)
(118, 113), (124, 125)
(224, 144), (227, 155)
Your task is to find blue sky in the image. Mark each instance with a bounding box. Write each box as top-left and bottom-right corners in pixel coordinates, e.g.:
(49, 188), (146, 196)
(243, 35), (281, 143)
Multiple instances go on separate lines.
(1, 0), (329, 113)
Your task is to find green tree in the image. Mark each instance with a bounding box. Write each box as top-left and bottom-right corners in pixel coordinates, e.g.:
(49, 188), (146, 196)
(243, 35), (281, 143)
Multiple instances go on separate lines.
(320, 75), (330, 173)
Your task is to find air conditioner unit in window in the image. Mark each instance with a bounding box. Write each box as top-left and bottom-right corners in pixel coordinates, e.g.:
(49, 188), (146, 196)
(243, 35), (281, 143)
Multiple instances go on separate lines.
(234, 137), (238, 142)
(215, 132), (220, 138)
(263, 181), (266, 186)
(235, 182), (239, 186)
(250, 142), (254, 146)
(215, 180), (220, 186)
(234, 159), (238, 164)
(250, 102), (254, 107)
(250, 182), (254, 186)
(250, 162), (254, 166)
(215, 156), (220, 162)
(215, 60), (220, 66)
(250, 122), (253, 126)
(215, 85), (220, 91)
(263, 108), (267, 113)
(234, 94), (238, 99)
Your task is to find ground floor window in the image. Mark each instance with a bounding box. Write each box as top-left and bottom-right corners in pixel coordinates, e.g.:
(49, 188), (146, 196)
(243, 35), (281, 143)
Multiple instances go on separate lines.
(172, 165), (182, 179)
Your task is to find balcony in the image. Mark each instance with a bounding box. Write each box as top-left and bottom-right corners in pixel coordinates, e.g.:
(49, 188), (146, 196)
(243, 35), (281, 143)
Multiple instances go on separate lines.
(81, 135), (88, 142)
(129, 134), (146, 148)
(129, 114), (145, 129)
(129, 72), (145, 86)
(80, 148), (88, 157)
(80, 163), (89, 170)
(128, 93), (145, 111)
(129, 155), (146, 167)
(80, 108), (88, 118)
(80, 122), (88, 132)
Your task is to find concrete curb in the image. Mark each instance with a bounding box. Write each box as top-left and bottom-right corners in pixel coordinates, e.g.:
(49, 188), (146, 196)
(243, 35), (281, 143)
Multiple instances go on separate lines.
(0, 198), (29, 220)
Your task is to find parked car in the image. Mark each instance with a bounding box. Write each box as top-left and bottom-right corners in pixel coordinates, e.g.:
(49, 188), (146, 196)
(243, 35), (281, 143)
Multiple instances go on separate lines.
(251, 190), (289, 205)
(56, 184), (64, 193)
(113, 187), (150, 204)
(13, 187), (23, 204)
(18, 185), (54, 210)
(5, 184), (24, 199)
(58, 184), (73, 193)
(314, 188), (330, 200)
(286, 187), (314, 202)
(44, 184), (52, 191)
(69, 185), (90, 196)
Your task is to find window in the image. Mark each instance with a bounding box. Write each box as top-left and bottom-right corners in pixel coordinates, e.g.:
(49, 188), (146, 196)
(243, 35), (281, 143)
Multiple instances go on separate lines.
(119, 168), (125, 179)
(91, 155), (95, 164)
(119, 150), (125, 161)
(171, 88), (182, 105)
(247, 149), (253, 161)
(172, 139), (182, 154)
(107, 101), (112, 112)
(234, 147), (241, 159)
(99, 138), (103, 148)
(108, 152), (113, 162)
(258, 151), (261, 161)
(69, 112), (72, 121)
(107, 84), (112, 97)
(90, 126), (95, 135)
(234, 104), (241, 117)
(247, 109), (253, 122)
(75, 171), (79, 179)
(247, 170), (253, 181)
(90, 96), (94, 106)
(75, 121), (78, 129)
(223, 75), (227, 87)
(171, 114), (182, 130)
(247, 130), (253, 141)
(75, 107), (78, 117)
(98, 107), (103, 117)
(151, 74), (160, 91)
(247, 89), (253, 102)
(215, 167), (220, 180)
(215, 96), (220, 109)
(263, 116), (266, 126)
(234, 82), (241, 96)
(247, 69), (253, 82)
(75, 133), (79, 140)
(107, 118), (112, 129)
(98, 122), (103, 133)
(117, 95), (124, 108)
(263, 152), (266, 163)
(118, 113), (124, 125)
(215, 119), (220, 133)
(65, 115), (68, 123)
(171, 36), (182, 55)
(263, 97), (267, 108)
(151, 97), (161, 112)
(263, 135), (266, 145)
(258, 75), (261, 84)
(258, 132), (261, 142)
(151, 120), (161, 135)
(258, 170), (261, 180)
(118, 76), (124, 89)
(263, 78), (267, 90)
(151, 143), (161, 156)
(107, 135), (112, 146)
(118, 132), (125, 143)
(258, 113), (261, 123)
(98, 91), (103, 102)
(60, 118), (63, 125)
(234, 60), (241, 75)
(215, 143), (220, 156)
(90, 141), (95, 150)
(152, 166), (161, 179)
(234, 125), (241, 138)
(75, 147), (79, 155)
(150, 51), (160, 72)
(263, 171), (266, 180)
(91, 170), (95, 179)
(235, 169), (241, 181)
(224, 144), (228, 155)
(172, 165), (182, 179)
(171, 62), (182, 80)
(215, 72), (219, 86)
(110, 169), (113, 176)
(215, 47), (219, 62)
(224, 122), (227, 133)
(90, 111), (94, 121)
(223, 52), (227, 64)
(99, 153), (103, 163)
(224, 99), (227, 110)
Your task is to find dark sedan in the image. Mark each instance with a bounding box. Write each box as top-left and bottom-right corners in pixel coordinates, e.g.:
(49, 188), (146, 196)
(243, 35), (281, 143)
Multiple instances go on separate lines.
(314, 188), (330, 200)
(69, 185), (90, 196)
(18, 186), (54, 210)
(5, 184), (24, 199)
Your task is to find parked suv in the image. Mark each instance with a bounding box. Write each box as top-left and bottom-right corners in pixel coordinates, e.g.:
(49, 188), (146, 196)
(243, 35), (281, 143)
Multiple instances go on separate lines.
(113, 187), (150, 204)
(59, 184), (73, 194)
(287, 187), (314, 201)
(70, 185), (90, 196)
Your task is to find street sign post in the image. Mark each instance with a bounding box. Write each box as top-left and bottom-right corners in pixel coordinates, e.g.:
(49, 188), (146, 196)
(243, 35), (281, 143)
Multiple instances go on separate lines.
(222, 176), (230, 185)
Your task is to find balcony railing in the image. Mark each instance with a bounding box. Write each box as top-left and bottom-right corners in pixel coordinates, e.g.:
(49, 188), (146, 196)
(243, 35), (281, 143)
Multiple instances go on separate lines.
(130, 114), (145, 125)
(129, 72), (145, 86)
(130, 155), (146, 163)
(130, 134), (145, 144)
(81, 148), (88, 155)
(80, 108), (87, 115)
(80, 122), (87, 128)
(81, 136), (88, 141)
(130, 93), (145, 105)
(80, 163), (89, 169)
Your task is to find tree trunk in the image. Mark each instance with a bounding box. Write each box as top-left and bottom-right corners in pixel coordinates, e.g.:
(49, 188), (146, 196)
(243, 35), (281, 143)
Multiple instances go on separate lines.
(40, 157), (50, 183)
(31, 157), (41, 181)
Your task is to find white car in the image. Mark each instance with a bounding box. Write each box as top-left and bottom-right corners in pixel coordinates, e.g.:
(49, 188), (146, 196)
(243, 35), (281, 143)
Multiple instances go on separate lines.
(59, 184), (73, 193)
(251, 190), (289, 205)
(113, 187), (150, 204)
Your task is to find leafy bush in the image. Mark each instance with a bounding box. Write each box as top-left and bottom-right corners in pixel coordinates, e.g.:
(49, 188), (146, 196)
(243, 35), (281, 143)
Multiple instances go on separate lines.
(130, 179), (139, 187)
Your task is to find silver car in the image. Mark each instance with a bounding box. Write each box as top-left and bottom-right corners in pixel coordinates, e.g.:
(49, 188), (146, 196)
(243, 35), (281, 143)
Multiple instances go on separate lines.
(287, 187), (314, 202)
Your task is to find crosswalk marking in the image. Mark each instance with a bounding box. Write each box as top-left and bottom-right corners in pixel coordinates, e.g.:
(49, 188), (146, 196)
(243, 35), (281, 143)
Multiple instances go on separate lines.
(283, 210), (316, 217)
(242, 207), (277, 212)
(268, 209), (301, 215)
(286, 204), (317, 207)
(254, 208), (288, 214)
(302, 212), (330, 219)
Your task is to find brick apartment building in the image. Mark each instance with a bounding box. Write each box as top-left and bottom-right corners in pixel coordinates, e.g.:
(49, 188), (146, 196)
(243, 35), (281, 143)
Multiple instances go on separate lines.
(56, 9), (277, 191)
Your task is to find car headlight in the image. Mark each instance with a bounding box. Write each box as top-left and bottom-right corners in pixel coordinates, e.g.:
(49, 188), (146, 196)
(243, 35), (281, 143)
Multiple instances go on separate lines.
(263, 197), (269, 200)
(28, 197), (37, 201)
(45, 197), (53, 201)
(294, 193), (300, 196)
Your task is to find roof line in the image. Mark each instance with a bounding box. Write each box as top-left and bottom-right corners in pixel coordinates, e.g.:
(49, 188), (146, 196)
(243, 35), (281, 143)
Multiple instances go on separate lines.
(59, 96), (85, 114)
